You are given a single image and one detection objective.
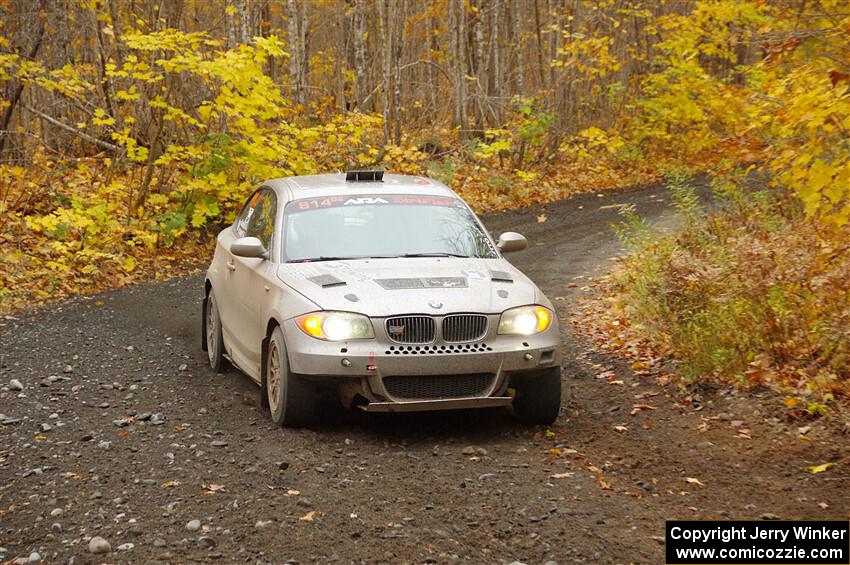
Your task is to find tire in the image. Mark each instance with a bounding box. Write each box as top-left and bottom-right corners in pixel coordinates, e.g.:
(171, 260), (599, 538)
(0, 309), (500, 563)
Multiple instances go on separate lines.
(512, 366), (562, 425)
(205, 289), (227, 373)
(265, 326), (316, 427)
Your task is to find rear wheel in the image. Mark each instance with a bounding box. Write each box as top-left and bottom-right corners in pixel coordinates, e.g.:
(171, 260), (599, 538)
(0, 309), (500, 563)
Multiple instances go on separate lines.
(512, 367), (562, 425)
(266, 326), (316, 427)
(205, 289), (227, 373)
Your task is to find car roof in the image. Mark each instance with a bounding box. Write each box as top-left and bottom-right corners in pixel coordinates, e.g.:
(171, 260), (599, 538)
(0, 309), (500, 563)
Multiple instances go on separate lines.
(263, 173), (457, 201)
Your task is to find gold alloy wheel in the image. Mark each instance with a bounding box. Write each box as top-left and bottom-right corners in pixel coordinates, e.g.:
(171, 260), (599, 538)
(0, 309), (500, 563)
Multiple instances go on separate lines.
(267, 340), (282, 414)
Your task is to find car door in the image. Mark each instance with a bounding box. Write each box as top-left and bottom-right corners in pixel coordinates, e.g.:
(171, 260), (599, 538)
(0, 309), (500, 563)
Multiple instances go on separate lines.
(225, 188), (278, 381)
(215, 190), (256, 350)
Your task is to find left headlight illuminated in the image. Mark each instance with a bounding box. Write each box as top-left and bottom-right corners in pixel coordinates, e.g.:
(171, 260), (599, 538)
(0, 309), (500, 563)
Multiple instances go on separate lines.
(295, 311), (375, 341)
(497, 305), (553, 336)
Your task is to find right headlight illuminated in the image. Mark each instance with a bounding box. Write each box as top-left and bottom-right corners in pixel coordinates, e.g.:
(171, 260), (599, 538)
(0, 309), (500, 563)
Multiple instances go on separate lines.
(295, 311), (375, 341)
(497, 305), (553, 336)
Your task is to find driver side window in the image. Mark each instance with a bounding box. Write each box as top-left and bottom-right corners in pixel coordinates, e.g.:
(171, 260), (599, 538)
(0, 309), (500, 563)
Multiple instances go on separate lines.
(246, 190), (277, 251)
(234, 190), (262, 238)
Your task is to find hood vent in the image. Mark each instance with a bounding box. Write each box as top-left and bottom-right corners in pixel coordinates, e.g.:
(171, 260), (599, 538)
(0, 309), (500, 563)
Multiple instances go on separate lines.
(489, 270), (514, 283)
(307, 274), (347, 288)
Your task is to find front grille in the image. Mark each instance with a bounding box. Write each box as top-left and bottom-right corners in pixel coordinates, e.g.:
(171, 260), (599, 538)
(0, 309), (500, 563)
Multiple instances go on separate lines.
(383, 374), (495, 400)
(385, 316), (435, 344)
(442, 314), (488, 342)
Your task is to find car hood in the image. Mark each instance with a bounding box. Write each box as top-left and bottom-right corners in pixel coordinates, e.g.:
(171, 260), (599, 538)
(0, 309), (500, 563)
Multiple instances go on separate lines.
(276, 258), (539, 317)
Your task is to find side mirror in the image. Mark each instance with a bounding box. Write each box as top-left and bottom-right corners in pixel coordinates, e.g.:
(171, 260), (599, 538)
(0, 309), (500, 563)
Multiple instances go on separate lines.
(497, 232), (528, 253)
(231, 237), (267, 259)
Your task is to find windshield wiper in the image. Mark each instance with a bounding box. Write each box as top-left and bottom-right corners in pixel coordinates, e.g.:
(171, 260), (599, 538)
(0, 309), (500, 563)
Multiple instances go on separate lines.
(287, 256), (375, 263)
(399, 252), (471, 258)
(288, 252), (472, 263)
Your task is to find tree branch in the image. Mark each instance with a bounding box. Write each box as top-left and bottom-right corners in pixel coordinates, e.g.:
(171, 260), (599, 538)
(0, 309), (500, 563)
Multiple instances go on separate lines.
(22, 105), (122, 153)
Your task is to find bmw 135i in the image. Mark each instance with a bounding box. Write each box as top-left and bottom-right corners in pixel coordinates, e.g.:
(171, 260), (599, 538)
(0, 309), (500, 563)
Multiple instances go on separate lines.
(203, 171), (563, 426)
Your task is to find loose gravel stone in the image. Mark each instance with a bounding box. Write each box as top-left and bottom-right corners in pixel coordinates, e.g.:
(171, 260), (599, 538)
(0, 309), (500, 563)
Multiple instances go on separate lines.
(116, 543), (134, 551)
(88, 536), (111, 554)
(186, 519), (201, 531)
(9, 379), (23, 391)
(198, 536), (216, 549)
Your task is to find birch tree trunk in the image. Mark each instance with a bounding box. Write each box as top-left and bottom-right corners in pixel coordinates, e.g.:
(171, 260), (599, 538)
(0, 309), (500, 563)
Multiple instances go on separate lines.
(512, 4), (525, 93)
(377, 0), (392, 143)
(449, 0), (468, 137)
(353, 0), (368, 111)
(472, 0), (486, 132)
(287, 0), (308, 108)
(391, 1), (404, 144)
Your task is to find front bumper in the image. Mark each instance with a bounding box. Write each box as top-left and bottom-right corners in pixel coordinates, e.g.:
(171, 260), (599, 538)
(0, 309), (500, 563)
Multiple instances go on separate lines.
(282, 316), (561, 410)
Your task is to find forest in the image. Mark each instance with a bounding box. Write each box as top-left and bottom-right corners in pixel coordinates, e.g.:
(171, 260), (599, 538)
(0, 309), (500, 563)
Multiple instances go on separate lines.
(1, 0), (848, 407)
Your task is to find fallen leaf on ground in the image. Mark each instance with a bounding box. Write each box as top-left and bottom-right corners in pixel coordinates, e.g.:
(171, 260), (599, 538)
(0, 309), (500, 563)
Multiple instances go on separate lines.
(161, 480), (180, 488)
(614, 425), (629, 432)
(537, 214), (547, 223)
(286, 489), (300, 496)
(685, 477), (705, 487)
(202, 483), (225, 494)
(550, 472), (574, 479)
(807, 462), (834, 474)
(630, 404), (656, 415)
(818, 502), (829, 509)
(299, 510), (319, 522)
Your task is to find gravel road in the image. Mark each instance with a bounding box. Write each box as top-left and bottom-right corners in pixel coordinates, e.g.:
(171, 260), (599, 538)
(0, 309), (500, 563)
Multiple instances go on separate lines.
(1, 180), (847, 564)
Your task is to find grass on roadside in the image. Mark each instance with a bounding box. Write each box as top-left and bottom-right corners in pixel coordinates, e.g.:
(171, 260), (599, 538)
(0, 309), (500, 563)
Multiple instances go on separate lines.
(597, 170), (849, 413)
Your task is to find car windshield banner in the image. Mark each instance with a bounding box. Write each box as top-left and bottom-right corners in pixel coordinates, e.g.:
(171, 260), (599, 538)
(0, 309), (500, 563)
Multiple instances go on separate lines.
(288, 194), (464, 211)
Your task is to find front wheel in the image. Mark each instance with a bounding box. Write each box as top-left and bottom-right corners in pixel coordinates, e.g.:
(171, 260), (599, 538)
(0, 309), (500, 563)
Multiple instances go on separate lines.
(205, 289), (227, 373)
(512, 367), (562, 425)
(265, 326), (316, 427)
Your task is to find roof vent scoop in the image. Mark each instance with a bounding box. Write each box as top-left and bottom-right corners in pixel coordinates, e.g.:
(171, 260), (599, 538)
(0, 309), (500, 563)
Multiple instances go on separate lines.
(345, 170), (384, 182)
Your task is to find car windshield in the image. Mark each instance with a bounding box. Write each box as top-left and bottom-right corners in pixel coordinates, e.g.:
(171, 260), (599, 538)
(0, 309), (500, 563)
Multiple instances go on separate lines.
(282, 194), (497, 262)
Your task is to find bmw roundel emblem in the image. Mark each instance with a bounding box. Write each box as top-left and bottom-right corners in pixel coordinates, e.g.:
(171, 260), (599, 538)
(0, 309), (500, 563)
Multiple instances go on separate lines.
(429, 300), (443, 309)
